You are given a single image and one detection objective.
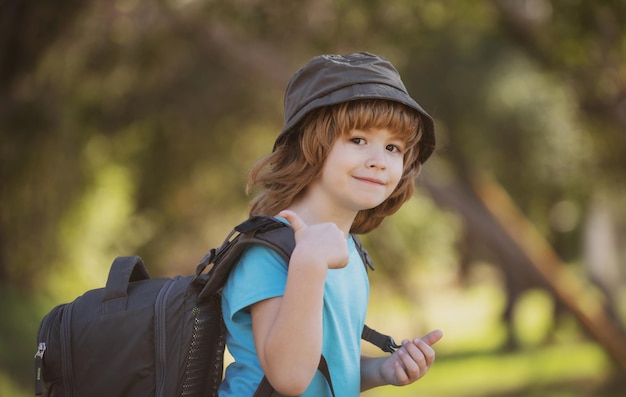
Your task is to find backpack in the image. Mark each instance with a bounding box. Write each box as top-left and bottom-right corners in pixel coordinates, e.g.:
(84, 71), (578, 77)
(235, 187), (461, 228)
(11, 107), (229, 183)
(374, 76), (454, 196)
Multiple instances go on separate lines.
(35, 216), (399, 397)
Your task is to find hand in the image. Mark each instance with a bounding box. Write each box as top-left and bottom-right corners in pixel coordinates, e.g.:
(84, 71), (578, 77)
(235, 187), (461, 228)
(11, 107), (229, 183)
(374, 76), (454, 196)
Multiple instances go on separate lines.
(380, 329), (443, 386)
(279, 210), (349, 270)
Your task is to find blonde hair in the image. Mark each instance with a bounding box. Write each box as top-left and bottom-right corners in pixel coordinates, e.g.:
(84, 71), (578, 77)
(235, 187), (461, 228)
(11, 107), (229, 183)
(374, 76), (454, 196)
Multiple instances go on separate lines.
(247, 99), (424, 234)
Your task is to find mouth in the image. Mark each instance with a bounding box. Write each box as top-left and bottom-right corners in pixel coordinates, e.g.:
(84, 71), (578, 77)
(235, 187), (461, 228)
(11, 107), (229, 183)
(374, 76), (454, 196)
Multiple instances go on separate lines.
(354, 176), (386, 186)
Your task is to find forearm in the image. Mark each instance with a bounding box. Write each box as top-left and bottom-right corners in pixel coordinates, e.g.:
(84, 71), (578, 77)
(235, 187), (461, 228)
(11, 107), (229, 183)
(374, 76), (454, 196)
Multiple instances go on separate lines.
(360, 355), (387, 391)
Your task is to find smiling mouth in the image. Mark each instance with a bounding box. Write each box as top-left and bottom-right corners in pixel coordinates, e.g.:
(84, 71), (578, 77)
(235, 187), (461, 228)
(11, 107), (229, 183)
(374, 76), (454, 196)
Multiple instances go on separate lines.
(354, 176), (385, 185)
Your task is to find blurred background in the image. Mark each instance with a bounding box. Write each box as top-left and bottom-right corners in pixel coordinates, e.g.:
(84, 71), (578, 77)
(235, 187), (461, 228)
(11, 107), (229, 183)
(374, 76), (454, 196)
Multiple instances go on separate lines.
(1, 0), (625, 396)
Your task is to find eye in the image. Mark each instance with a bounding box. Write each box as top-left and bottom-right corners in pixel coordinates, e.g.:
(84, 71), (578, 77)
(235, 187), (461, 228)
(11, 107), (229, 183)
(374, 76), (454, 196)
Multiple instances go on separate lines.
(351, 137), (366, 145)
(386, 144), (403, 153)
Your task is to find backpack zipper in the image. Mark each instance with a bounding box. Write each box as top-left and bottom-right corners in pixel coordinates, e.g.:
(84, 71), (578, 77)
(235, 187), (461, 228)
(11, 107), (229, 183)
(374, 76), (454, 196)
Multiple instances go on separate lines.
(154, 278), (176, 397)
(34, 342), (47, 395)
(34, 304), (66, 395)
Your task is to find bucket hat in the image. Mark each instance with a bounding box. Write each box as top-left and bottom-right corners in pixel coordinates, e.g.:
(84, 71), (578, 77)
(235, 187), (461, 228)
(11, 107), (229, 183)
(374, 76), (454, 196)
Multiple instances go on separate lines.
(274, 52), (436, 164)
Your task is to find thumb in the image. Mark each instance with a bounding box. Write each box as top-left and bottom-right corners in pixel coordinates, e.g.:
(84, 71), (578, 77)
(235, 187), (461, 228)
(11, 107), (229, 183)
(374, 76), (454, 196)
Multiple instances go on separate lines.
(420, 329), (443, 346)
(278, 210), (307, 232)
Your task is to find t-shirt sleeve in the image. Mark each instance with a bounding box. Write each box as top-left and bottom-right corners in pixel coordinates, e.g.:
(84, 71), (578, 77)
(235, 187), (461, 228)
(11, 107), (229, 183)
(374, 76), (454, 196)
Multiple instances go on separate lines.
(222, 244), (288, 321)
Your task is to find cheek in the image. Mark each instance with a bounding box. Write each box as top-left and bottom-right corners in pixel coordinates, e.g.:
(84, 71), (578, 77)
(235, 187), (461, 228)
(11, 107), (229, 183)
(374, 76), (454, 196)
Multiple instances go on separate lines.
(390, 162), (407, 195)
(390, 158), (405, 183)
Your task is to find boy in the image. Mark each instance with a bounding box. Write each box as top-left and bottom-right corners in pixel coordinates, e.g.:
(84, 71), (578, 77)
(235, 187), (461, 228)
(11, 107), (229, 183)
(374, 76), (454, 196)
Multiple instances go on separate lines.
(219, 52), (442, 396)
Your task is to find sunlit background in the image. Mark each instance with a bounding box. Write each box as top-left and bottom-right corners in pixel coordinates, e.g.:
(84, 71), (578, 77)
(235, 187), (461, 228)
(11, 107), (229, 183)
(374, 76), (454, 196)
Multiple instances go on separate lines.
(1, 1), (625, 396)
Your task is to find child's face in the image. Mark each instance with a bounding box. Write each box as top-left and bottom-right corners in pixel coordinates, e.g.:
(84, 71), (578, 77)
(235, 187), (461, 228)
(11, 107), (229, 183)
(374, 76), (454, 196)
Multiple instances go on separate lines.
(308, 127), (405, 214)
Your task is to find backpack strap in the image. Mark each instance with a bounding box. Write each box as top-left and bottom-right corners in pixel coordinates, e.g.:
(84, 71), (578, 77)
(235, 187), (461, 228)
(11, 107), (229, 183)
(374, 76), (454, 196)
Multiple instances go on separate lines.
(362, 324), (401, 353)
(253, 356), (335, 397)
(351, 234), (375, 271)
(196, 216), (294, 300)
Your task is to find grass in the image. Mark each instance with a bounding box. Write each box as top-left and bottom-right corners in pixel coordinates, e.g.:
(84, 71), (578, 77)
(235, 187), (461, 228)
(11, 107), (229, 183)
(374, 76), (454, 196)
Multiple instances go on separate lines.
(362, 341), (617, 397)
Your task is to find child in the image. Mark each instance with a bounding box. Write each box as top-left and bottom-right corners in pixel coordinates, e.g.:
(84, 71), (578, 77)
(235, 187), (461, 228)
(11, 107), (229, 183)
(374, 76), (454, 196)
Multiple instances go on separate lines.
(218, 52), (443, 396)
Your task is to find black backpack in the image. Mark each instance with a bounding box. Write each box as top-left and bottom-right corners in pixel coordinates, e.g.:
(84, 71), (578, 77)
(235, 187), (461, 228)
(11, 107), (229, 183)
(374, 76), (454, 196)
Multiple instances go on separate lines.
(35, 216), (399, 397)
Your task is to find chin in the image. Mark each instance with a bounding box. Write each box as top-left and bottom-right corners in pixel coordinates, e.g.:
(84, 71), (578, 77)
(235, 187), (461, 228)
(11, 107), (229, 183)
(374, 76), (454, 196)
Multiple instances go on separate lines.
(356, 199), (386, 211)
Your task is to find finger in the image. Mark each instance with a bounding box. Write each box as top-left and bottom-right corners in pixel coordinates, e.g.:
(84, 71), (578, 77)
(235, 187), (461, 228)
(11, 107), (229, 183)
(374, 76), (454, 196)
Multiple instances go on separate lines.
(278, 210), (307, 232)
(412, 338), (436, 367)
(420, 329), (443, 346)
(394, 350), (415, 386)
(401, 340), (428, 375)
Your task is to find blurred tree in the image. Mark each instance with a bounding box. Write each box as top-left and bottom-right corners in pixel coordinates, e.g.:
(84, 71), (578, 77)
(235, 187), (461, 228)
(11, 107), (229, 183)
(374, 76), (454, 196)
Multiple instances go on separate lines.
(1, 0), (89, 287)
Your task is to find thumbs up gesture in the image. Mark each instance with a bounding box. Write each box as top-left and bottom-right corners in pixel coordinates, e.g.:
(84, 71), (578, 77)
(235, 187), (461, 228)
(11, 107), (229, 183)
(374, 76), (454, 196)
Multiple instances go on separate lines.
(279, 210), (349, 270)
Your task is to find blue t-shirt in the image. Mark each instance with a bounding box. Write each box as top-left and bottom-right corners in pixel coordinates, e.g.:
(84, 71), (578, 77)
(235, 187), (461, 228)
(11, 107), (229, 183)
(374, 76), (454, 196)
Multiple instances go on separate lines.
(218, 234), (369, 397)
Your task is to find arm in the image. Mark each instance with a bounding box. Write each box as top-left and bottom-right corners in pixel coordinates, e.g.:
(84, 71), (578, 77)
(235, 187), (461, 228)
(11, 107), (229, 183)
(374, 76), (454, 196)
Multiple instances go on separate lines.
(360, 330), (443, 391)
(250, 211), (349, 396)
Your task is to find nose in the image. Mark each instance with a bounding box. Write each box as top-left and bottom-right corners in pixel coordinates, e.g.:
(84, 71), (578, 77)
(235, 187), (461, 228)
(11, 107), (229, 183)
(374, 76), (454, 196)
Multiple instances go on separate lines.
(365, 146), (387, 170)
